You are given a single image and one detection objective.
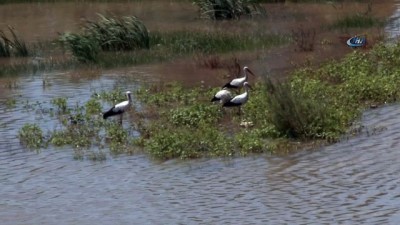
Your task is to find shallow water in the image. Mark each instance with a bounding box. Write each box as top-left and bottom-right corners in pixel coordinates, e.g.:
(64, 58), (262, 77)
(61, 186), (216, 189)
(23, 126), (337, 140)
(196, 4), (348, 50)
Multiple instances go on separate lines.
(1, 1), (400, 224)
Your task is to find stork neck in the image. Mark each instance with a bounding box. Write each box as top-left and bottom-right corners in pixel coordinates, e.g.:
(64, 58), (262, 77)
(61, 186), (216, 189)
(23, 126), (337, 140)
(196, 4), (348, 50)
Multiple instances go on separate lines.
(244, 85), (250, 95)
(243, 68), (248, 81)
(127, 93), (132, 103)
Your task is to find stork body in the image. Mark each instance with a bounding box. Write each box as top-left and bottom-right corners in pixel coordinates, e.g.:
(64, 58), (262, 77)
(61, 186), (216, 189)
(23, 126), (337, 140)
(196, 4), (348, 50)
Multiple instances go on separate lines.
(103, 91), (132, 124)
(223, 66), (255, 89)
(211, 88), (232, 104)
(223, 82), (251, 115)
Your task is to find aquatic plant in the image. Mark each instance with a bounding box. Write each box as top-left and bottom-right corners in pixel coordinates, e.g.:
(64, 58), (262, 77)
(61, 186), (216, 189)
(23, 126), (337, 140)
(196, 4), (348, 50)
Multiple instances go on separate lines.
(18, 123), (45, 149)
(85, 98), (102, 115)
(51, 97), (68, 114)
(193, 0), (266, 20)
(60, 14), (149, 63)
(59, 32), (100, 63)
(5, 98), (17, 108)
(85, 14), (149, 51)
(0, 27), (29, 57)
(0, 30), (11, 57)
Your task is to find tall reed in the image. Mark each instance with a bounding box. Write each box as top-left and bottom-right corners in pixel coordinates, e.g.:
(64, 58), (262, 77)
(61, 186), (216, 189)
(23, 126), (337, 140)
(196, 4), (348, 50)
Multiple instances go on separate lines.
(0, 27), (29, 57)
(193, 0), (266, 20)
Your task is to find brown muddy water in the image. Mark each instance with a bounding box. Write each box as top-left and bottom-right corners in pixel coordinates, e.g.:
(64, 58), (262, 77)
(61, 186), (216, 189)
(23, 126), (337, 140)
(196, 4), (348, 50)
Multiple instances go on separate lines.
(1, 1), (400, 224)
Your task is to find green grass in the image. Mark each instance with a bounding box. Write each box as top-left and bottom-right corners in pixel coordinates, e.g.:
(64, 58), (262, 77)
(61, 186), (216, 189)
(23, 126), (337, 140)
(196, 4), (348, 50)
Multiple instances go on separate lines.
(330, 14), (385, 29)
(93, 30), (289, 68)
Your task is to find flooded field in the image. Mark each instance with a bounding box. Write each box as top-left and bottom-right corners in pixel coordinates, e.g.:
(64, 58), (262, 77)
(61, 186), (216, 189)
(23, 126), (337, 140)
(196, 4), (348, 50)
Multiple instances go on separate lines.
(1, 0), (400, 224)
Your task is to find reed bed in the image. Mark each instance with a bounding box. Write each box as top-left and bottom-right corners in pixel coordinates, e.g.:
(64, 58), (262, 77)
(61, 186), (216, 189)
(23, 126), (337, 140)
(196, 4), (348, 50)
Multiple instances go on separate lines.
(193, 0), (266, 20)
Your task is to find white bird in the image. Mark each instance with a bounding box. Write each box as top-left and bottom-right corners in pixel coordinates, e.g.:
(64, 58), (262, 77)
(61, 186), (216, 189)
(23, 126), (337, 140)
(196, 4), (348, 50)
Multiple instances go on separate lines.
(103, 91), (132, 124)
(223, 66), (255, 89)
(211, 88), (232, 104)
(223, 82), (252, 115)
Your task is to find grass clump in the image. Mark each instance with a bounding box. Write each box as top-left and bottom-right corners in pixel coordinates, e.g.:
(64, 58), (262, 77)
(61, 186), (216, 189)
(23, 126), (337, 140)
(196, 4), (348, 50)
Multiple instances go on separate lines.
(60, 14), (149, 63)
(0, 27), (29, 57)
(193, 0), (266, 20)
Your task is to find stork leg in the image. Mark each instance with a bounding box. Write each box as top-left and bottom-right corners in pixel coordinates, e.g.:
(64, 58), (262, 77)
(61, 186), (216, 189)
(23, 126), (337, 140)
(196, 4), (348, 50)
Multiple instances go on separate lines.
(119, 114), (123, 125)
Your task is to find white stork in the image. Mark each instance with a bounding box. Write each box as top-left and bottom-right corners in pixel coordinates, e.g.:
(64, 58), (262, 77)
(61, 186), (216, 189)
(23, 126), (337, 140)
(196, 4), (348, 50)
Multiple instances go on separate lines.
(211, 88), (232, 104)
(103, 91), (132, 124)
(223, 66), (255, 89)
(223, 82), (252, 115)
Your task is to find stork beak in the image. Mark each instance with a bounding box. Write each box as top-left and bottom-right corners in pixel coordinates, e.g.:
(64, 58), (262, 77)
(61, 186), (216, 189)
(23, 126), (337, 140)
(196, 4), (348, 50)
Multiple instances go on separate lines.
(246, 68), (256, 76)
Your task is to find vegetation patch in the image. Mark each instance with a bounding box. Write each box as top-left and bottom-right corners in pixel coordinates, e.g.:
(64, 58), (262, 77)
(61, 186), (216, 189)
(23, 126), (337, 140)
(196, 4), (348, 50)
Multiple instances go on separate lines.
(193, 0), (266, 20)
(60, 14), (149, 63)
(330, 14), (384, 30)
(132, 41), (400, 160)
(0, 27), (29, 57)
